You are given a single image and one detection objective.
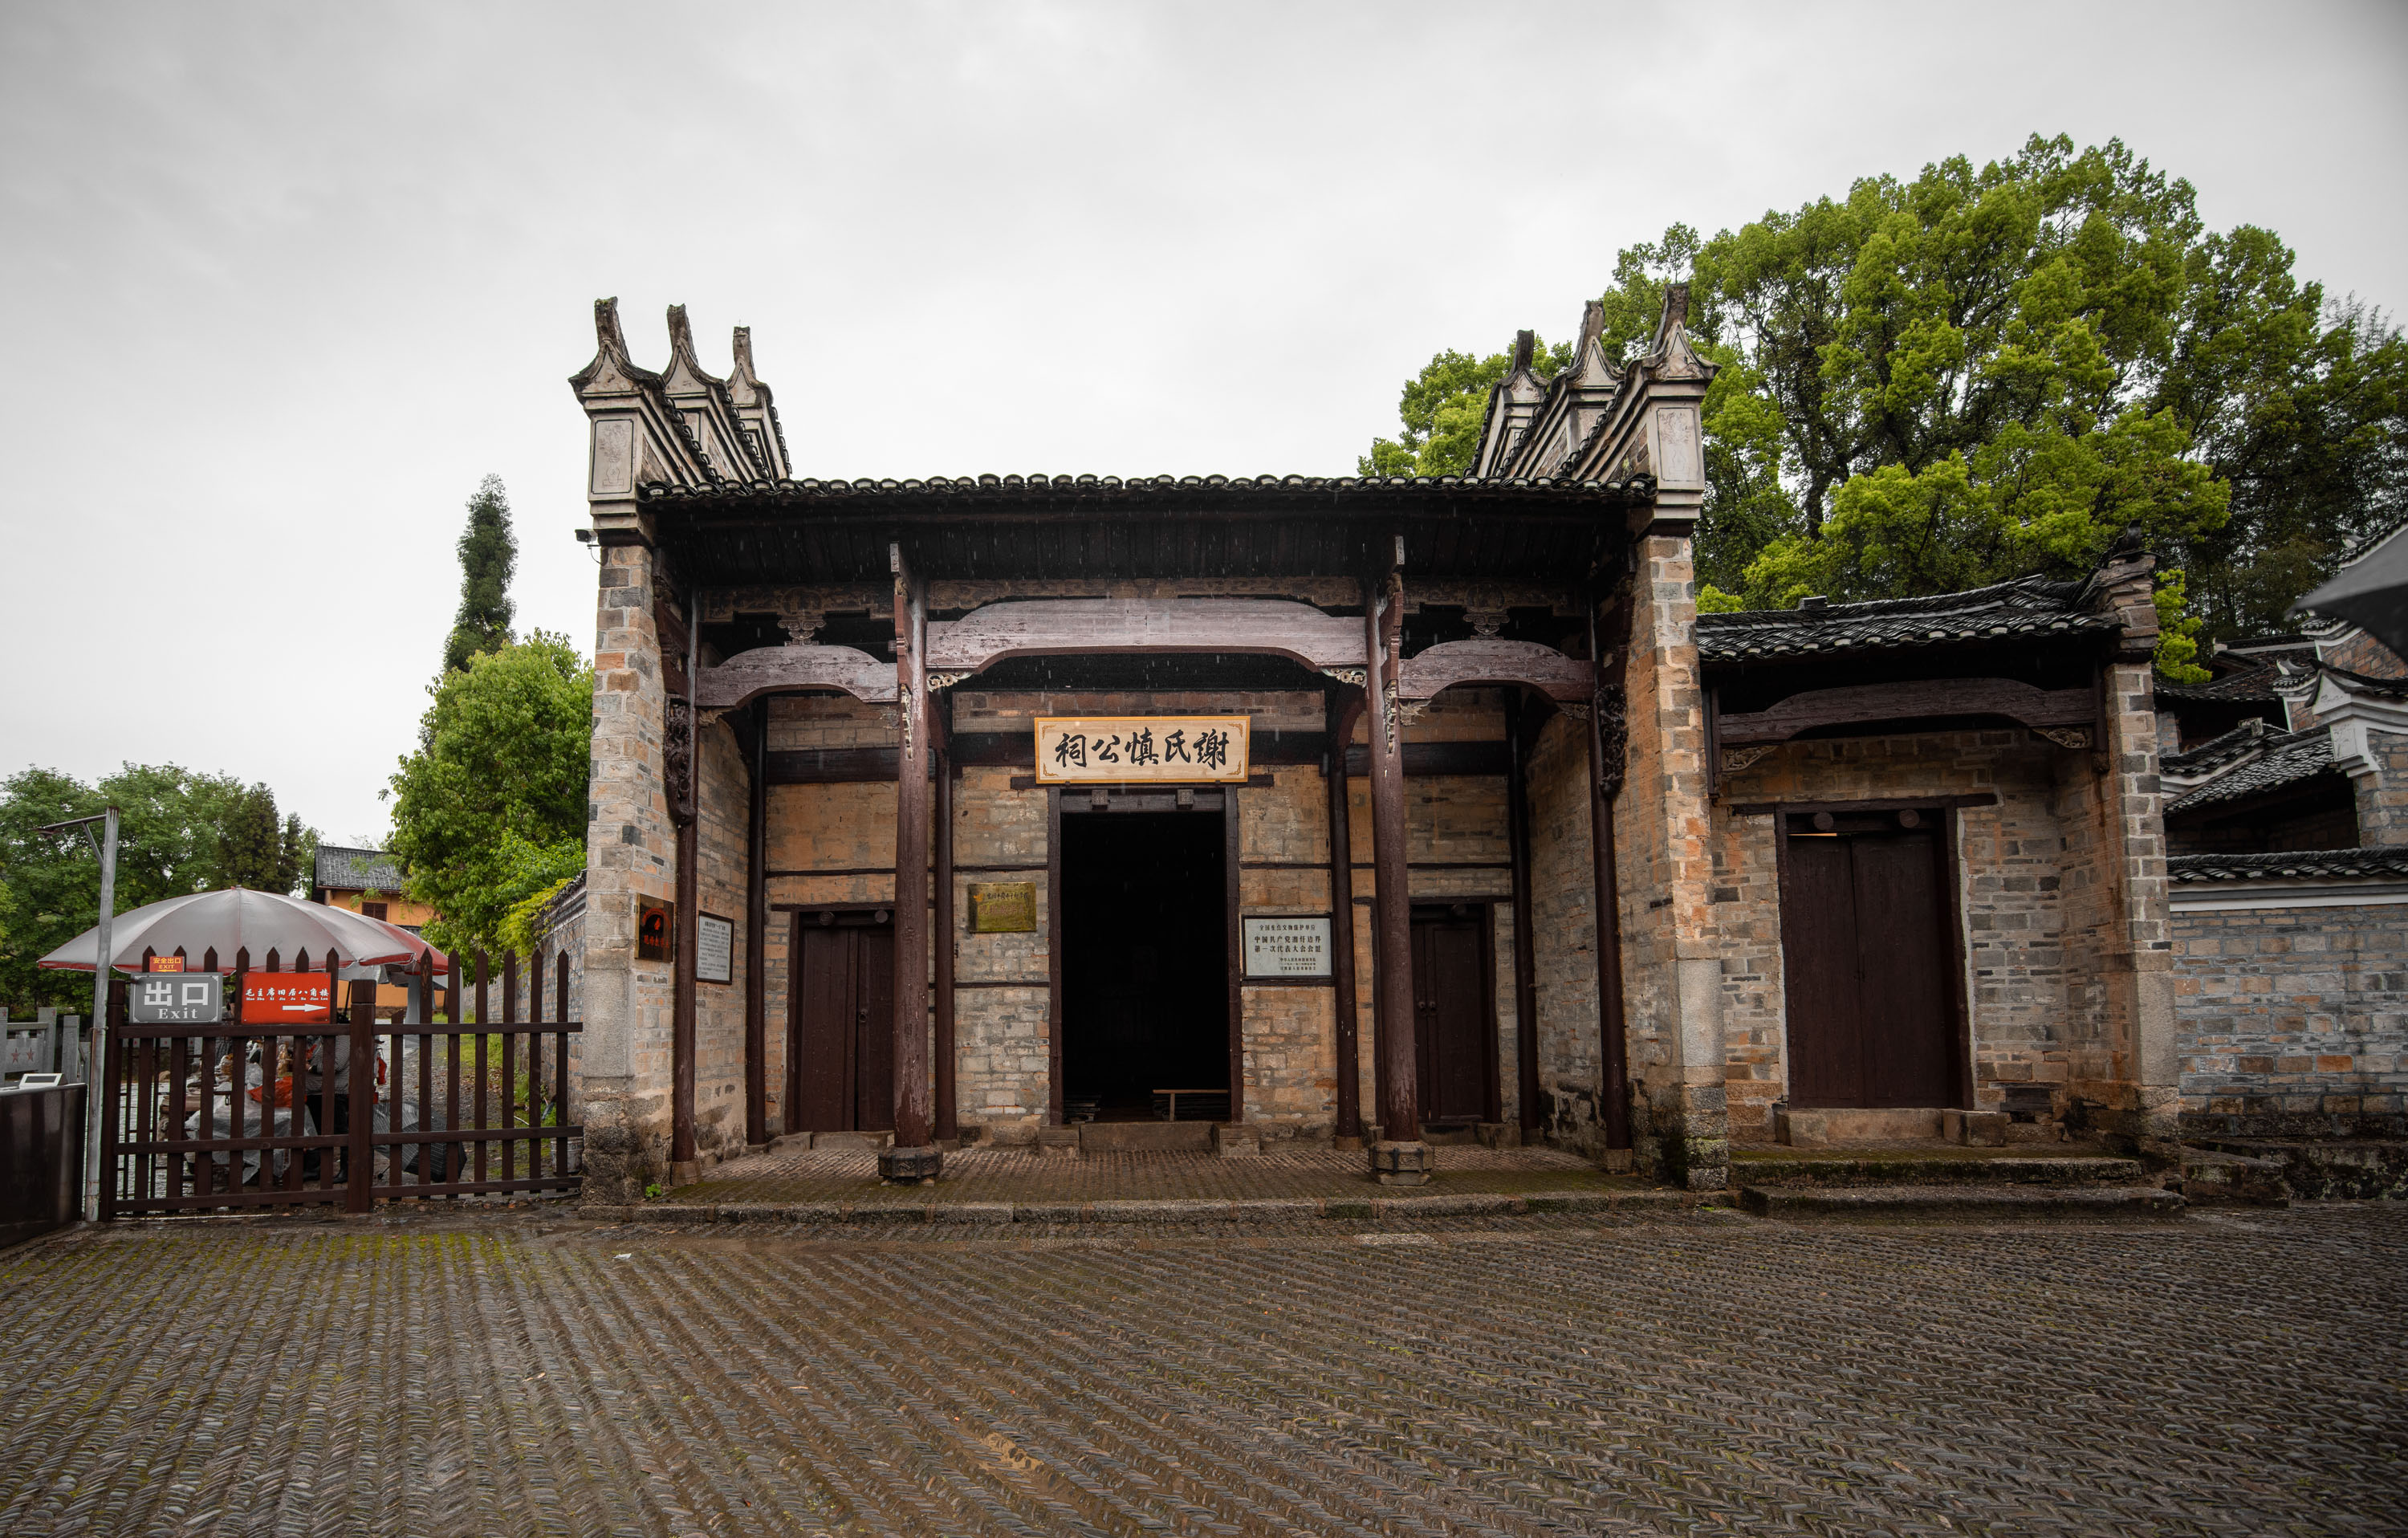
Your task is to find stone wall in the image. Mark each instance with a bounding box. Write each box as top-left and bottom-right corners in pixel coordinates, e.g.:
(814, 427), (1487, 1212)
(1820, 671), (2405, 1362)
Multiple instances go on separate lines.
(1613, 535), (1726, 1188)
(1525, 710), (1604, 1149)
(2351, 729), (2408, 846)
(577, 542), (677, 1194)
(689, 720), (753, 1161)
(951, 765), (1053, 1142)
(2173, 897), (2408, 1137)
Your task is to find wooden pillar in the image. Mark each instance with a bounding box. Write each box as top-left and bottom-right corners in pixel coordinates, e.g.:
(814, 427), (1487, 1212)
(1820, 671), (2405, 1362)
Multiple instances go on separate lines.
(744, 700), (769, 1148)
(669, 605), (699, 1174)
(1325, 686), (1365, 1146)
(1506, 691), (1546, 1137)
(1362, 553), (1429, 1185)
(881, 543), (942, 1182)
(933, 691), (958, 1145)
(1588, 594), (1634, 1158)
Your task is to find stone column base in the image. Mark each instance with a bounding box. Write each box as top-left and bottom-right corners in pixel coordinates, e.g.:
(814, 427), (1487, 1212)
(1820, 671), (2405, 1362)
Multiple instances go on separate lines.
(878, 1145), (944, 1184)
(1370, 1140), (1432, 1186)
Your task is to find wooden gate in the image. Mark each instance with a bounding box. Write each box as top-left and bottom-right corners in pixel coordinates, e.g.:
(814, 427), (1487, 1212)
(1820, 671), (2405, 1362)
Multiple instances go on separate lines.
(100, 948), (581, 1216)
(1778, 808), (1965, 1109)
(787, 913), (894, 1133)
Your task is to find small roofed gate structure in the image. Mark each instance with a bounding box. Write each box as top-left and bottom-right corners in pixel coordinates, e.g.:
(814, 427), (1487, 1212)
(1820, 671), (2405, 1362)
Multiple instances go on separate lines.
(98, 948), (580, 1215)
(571, 294), (1735, 1190)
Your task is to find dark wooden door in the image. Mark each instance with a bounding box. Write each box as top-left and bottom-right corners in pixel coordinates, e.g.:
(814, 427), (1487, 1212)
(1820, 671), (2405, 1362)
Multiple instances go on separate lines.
(1780, 820), (1959, 1109)
(1411, 908), (1495, 1126)
(787, 918), (894, 1133)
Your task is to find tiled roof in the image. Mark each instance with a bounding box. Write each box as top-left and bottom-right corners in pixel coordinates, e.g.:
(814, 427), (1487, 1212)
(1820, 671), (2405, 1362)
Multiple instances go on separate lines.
(2156, 663), (2286, 702)
(2169, 848), (2408, 883)
(2323, 665), (2408, 703)
(315, 844), (402, 893)
(636, 471), (1654, 505)
(1694, 573), (2114, 664)
(2162, 718), (2282, 777)
(2163, 728), (2338, 816)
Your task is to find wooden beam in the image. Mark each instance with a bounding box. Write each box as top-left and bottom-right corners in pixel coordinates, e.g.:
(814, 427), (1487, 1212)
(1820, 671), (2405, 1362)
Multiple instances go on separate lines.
(881, 545), (938, 1181)
(1716, 677), (2095, 746)
(934, 695), (957, 1145)
(697, 644), (896, 710)
(1364, 556), (1426, 1180)
(1505, 693), (1548, 1135)
(1397, 638), (1590, 704)
(763, 747), (900, 784)
(1325, 686), (1365, 1145)
(1047, 787), (1064, 1126)
(744, 700), (768, 1148)
(1225, 784), (1243, 1122)
(927, 597), (1367, 675)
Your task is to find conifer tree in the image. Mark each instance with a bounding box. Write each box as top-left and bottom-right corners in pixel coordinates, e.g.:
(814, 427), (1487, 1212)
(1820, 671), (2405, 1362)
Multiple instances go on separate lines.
(443, 474), (518, 673)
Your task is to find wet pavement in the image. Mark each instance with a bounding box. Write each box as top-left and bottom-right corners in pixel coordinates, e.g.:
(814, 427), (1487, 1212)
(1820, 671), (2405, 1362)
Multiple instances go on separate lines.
(0, 1202), (2401, 1536)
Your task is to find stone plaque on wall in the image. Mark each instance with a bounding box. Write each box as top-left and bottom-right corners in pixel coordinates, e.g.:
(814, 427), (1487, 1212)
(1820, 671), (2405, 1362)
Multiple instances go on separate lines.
(1035, 715), (1250, 783)
(969, 882), (1037, 933)
(1243, 916), (1332, 979)
(695, 912), (734, 984)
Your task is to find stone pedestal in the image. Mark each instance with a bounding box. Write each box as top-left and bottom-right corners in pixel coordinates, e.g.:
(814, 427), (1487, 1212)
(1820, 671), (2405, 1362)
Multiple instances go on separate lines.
(1213, 1123), (1260, 1158)
(878, 1145), (943, 1184)
(1370, 1140), (1432, 1186)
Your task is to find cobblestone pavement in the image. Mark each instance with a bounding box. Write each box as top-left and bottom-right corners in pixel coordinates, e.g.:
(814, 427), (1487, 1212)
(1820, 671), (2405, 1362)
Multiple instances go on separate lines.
(676, 1144), (1630, 1206)
(2, 1205), (2402, 1536)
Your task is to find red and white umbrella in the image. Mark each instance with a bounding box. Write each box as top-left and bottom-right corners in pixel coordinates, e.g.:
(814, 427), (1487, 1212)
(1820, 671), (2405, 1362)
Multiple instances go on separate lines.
(37, 888), (447, 974)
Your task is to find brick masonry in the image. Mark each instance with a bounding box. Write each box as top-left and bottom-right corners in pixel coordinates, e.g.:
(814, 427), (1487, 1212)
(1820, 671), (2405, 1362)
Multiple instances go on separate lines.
(2173, 897), (2408, 1136)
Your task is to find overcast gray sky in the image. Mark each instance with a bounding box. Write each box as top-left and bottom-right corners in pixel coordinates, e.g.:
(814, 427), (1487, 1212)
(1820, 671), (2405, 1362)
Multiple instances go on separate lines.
(4, 0), (2404, 844)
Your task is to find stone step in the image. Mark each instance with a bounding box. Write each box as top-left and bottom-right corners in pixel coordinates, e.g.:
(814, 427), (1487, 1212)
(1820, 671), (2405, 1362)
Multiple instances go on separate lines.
(1074, 1120), (1214, 1154)
(1732, 1154), (2143, 1188)
(2177, 1148), (2290, 1207)
(1739, 1183), (2184, 1219)
(2186, 1137), (2408, 1202)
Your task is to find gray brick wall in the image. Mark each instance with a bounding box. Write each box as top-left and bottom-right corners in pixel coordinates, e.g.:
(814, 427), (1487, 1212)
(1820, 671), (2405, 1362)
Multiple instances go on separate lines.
(2173, 898), (2408, 1137)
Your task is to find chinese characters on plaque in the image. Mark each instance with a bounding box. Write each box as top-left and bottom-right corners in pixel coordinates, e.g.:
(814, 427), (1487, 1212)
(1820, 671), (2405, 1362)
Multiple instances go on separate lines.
(1242, 917), (1332, 979)
(129, 972), (224, 1023)
(695, 913), (734, 984)
(1034, 716), (1250, 783)
(969, 882), (1037, 933)
(240, 973), (330, 1023)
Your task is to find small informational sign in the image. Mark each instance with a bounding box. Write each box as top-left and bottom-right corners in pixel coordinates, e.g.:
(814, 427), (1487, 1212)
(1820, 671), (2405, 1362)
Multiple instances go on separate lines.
(133, 973), (223, 1023)
(968, 882), (1037, 933)
(146, 955), (185, 973)
(696, 913), (734, 984)
(1243, 916), (1332, 979)
(1035, 716), (1249, 783)
(240, 972), (327, 1023)
(637, 898), (676, 962)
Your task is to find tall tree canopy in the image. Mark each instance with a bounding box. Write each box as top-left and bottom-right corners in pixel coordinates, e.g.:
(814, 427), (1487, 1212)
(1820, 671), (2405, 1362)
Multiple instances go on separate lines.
(443, 474), (519, 674)
(1361, 135), (2407, 677)
(0, 766), (315, 1007)
(385, 632), (592, 953)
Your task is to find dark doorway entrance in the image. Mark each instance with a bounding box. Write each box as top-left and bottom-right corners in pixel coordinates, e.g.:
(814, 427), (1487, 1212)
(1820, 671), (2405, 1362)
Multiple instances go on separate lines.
(1778, 810), (1963, 1109)
(1060, 809), (1229, 1121)
(786, 912), (895, 1133)
(1411, 904), (1499, 1129)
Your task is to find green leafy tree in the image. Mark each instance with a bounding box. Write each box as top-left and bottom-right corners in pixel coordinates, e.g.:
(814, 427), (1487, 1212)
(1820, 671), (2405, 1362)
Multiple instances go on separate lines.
(1360, 338), (1574, 477)
(385, 632), (593, 954)
(0, 765), (319, 1008)
(1369, 135), (2406, 675)
(443, 474), (519, 674)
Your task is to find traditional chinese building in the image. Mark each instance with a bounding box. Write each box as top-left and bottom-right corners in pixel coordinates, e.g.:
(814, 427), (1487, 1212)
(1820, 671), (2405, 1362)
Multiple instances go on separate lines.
(563, 293), (2316, 1195)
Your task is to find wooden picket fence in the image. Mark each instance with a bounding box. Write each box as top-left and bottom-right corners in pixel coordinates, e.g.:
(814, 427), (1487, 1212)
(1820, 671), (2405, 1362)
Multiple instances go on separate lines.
(100, 946), (580, 1216)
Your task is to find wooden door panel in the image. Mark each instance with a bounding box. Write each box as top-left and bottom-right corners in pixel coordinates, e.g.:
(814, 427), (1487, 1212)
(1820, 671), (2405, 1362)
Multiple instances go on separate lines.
(1850, 833), (1954, 1107)
(1410, 915), (1490, 1125)
(793, 924), (852, 1132)
(853, 929), (896, 1133)
(1780, 836), (1865, 1108)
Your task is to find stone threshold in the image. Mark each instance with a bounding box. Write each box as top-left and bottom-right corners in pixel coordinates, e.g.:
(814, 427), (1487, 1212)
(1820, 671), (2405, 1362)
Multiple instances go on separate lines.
(1740, 1184), (2186, 1219)
(580, 1188), (1720, 1226)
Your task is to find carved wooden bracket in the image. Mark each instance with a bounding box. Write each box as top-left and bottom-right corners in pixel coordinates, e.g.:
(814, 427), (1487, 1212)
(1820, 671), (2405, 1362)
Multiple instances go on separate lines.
(665, 694), (696, 825)
(1395, 638), (1591, 704)
(1720, 743), (1778, 775)
(694, 644), (898, 709)
(1714, 678), (2096, 746)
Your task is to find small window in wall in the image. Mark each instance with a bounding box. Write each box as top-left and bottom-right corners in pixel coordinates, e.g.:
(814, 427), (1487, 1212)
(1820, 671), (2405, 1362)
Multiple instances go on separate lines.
(361, 901), (388, 922)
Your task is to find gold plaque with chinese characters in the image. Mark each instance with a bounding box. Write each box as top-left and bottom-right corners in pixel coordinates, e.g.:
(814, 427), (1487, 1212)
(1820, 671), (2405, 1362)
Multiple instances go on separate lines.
(1033, 716), (1250, 783)
(968, 882), (1037, 933)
